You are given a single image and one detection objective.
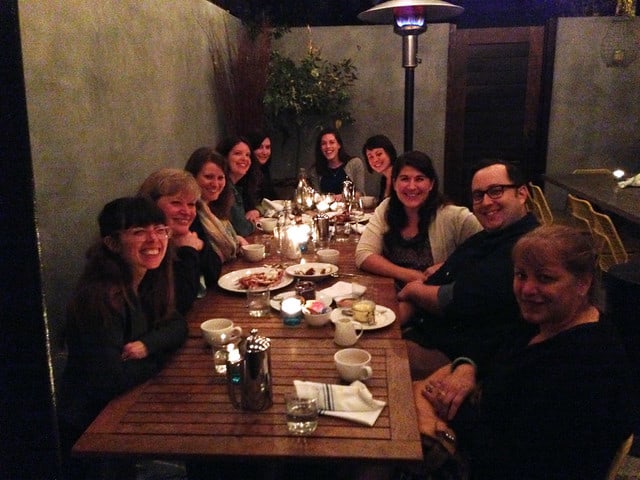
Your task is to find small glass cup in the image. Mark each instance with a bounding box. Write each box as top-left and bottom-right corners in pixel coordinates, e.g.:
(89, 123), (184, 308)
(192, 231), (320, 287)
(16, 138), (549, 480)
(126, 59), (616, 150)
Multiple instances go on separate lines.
(246, 288), (271, 317)
(261, 234), (273, 256)
(213, 341), (240, 375)
(285, 394), (318, 435)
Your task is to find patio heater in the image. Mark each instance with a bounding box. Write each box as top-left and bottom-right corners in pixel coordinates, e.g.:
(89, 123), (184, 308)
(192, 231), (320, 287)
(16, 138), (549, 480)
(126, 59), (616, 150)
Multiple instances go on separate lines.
(358, 0), (463, 152)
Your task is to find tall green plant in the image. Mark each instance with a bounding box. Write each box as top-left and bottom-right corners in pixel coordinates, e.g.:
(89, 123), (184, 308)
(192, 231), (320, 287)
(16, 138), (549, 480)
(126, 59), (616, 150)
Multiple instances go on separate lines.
(264, 47), (358, 129)
(263, 45), (357, 173)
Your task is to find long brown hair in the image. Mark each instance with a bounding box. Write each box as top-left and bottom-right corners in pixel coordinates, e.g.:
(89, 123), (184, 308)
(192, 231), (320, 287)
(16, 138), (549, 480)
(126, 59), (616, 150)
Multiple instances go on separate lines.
(67, 197), (175, 331)
(185, 146), (234, 219)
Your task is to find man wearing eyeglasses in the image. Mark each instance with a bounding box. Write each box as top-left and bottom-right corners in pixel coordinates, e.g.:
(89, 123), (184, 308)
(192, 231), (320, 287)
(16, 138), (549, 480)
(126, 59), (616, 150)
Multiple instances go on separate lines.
(399, 159), (539, 379)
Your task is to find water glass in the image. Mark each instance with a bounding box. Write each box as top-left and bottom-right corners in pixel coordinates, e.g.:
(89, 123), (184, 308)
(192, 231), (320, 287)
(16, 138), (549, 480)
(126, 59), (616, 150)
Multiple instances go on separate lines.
(261, 234), (272, 255)
(285, 394), (318, 435)
(247, 288), (271, 317)
(212, 343), (233, 375)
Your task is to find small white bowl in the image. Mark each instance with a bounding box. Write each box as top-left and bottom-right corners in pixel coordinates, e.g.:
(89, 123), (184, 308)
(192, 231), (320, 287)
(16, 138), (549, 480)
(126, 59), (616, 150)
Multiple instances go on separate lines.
(303, 299), (333, 327)
(316, 248), (340, 264)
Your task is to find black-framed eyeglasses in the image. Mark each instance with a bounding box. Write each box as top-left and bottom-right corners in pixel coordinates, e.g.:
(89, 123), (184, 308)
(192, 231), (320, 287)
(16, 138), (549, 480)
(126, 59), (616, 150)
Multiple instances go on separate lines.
(122, 225), (172, 240)
(471, 184), (520, 203)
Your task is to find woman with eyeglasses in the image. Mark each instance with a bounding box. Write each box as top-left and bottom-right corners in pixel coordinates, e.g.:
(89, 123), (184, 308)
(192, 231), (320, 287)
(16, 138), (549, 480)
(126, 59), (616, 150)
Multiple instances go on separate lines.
(58, 197), (188, 479)
(137, 168), (223, 314)
(356, 151), (482, 289)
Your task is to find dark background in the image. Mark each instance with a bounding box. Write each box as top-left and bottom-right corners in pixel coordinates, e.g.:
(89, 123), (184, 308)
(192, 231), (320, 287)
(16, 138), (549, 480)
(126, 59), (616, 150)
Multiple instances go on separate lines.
(208, 0), (622, 28)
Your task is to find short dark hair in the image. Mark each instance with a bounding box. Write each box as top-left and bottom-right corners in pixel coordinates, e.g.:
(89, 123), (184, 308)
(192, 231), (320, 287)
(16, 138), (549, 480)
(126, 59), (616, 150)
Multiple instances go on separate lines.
(361, 135), (398, 173)
(470, 159), (526, 186)
(99, 197), (165, 238)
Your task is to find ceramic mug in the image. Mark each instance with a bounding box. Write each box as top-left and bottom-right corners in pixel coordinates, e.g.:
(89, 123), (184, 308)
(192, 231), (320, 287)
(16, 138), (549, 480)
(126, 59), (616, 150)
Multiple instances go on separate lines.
(200, 318), (242, 347)
(256, 217), (277, 233)
(333, 317), (364, 347)
(334, 348), (372, 382)
(242, 244), (265, 262)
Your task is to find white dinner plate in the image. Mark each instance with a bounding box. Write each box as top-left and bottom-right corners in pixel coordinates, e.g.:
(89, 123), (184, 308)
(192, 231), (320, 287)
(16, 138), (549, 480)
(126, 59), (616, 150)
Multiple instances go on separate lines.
(270, 291), (333, 311)
(285, 262), (338, 280)
(353, 213), (372, 224)
(217, 267), (293, 293)
(330, 305), (396, 330)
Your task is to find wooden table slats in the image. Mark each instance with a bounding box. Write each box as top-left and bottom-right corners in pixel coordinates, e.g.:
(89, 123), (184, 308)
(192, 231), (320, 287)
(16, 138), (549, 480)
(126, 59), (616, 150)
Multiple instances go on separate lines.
(73, 235), (423, 464)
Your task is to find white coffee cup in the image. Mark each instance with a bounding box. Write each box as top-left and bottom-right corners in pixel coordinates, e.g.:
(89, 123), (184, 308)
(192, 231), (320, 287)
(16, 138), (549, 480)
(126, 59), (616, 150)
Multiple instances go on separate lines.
(334, 348), (372, 382)
(359, 196), (377, 209)
(200, 318), (242, 347)
(242, 243), (265, 262)
(316, 248), (340, 264)
(256, 217), (277, 233)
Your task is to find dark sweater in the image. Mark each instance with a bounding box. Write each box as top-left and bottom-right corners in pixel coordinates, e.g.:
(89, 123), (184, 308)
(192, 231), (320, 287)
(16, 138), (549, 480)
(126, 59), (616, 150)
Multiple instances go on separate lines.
(454, 320), (637, 480)
(405, 213), (539, 368)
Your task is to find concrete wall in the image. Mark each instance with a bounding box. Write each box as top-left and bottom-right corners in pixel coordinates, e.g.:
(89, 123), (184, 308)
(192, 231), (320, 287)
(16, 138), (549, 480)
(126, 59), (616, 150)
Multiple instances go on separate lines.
(17, 2), (639, 372)
(270, 24), (452, 196)
(545, 17), (640, 209)
(19, 0), (237, 352)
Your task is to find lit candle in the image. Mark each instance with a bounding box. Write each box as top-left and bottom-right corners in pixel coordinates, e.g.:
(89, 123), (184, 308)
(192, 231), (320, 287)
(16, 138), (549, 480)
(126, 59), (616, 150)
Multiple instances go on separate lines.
(281, 297), (303, 326)
(316, 200), (330, 213)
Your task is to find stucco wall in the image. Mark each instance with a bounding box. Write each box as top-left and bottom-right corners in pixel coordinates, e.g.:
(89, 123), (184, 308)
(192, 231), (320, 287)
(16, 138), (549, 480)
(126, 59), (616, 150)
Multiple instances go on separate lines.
(19, 0), (236, 351)
(18, 2), (639, 369)
(545, 17), (640, 209)
(271, 24), (451, 196)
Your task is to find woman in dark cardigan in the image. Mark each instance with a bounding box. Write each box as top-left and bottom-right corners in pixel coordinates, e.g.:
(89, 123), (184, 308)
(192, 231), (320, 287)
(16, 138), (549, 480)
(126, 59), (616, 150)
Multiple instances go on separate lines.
(58, 197), (187, 479)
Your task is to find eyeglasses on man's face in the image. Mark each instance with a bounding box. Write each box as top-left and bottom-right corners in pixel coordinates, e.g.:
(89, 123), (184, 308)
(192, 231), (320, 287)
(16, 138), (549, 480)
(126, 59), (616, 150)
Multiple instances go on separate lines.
(471, 184), (520, 203)
(122, 225), (172, 240)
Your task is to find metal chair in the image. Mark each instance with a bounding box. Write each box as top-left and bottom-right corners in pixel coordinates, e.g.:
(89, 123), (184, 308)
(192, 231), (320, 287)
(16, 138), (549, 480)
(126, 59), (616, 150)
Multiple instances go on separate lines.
(566, 194), (596, 233)
(526, 182), (554, 225)
(591, 210), (629, 272)
(606, 434), (634, 480)
(572, 168), (612, 175)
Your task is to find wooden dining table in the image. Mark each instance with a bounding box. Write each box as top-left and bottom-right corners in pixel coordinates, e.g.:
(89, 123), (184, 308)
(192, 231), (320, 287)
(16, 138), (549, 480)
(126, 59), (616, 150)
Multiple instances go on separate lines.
(544, 172), (640, 224)
(72, 227), (424, 468)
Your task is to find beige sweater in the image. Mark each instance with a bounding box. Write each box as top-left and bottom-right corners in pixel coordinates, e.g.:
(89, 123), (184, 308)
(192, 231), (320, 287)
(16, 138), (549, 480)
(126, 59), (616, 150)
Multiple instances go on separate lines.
(355, 197), (483, 268)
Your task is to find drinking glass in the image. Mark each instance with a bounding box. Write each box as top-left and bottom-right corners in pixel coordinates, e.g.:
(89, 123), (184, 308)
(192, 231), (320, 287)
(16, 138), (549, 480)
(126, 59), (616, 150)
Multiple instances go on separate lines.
(285, 394), (318, 435)
(246, 288), (271, 317)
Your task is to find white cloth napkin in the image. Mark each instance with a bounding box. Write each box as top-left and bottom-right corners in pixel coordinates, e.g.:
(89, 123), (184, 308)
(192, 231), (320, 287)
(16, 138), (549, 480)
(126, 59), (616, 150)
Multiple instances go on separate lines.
(319, 281), (366, 299)
(618, 173), (640, 188)
(262, 198), (284, 212)
(294, 380), (386, 427)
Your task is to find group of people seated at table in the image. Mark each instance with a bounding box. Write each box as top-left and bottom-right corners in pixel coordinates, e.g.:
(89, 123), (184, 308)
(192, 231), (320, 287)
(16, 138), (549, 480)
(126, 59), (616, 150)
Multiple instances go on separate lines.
(57, 123), (638, 479)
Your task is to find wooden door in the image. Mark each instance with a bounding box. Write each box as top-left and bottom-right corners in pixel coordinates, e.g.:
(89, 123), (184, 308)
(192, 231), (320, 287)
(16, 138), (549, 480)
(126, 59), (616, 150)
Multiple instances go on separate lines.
(444, 26), (552, 205)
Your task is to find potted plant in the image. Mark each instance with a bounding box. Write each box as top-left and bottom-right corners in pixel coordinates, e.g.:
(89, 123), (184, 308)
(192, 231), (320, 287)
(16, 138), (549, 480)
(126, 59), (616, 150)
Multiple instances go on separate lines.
(263, 41), (358, 173)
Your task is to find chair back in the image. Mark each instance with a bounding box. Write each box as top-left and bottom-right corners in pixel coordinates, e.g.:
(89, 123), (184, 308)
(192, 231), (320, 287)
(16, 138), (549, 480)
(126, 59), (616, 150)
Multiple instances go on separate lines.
(591, 210), (628, 271)
(572, 168), (612, 175)
(527, 183), (554, 225)
(566, 194), (596, 233)
(606, 434), (634, 480)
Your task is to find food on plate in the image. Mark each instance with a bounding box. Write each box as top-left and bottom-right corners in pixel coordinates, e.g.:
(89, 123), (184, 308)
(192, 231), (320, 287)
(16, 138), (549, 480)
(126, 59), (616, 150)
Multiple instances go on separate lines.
(336, 297), (355, 308)
(294, 266), (329, 276)
(334, 212), (351, 224)
(352, 299), (376, 324)
(304, 300), (330, 314)
(236, 269), (284, 290)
